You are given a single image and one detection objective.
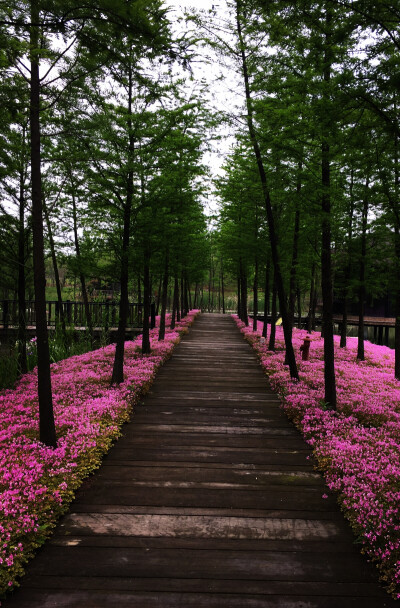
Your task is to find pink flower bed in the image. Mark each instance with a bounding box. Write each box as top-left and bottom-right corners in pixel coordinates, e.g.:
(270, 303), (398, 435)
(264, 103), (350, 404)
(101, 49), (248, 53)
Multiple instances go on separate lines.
(234, 315), (400, 598)
(0, 311), (199, 594)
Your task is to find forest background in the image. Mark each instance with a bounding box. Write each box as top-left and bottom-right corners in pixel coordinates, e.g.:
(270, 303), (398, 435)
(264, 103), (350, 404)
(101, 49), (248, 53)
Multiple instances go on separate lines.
(0, 0), (399, 433)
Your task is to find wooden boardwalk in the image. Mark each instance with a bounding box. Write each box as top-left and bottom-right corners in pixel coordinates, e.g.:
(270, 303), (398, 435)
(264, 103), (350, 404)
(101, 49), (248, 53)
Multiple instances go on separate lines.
(4, 314), (397, 607)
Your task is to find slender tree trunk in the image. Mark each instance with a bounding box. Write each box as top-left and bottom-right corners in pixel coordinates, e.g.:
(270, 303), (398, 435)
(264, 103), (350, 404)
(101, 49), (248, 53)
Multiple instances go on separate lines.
(237, 273), (241, 317)
(357, 180), (369, 360)
(340, 169), (355, 348)
(221, 258), (226, 314)
(236, 2), (298, 379)
(17, 171), (27, 375)
(240, 260), (248, 326)
(30, 0), (57, 447)
(142, 256), (151, 354)
(394, 131), (400, 378)
(321, 141), (336, 407)
(297, 286), (302, 329)
(262, 260), (270, 339)
(253, 257), (258, 331)
(307, 260), (316, 333)
(171, 275), (179, 328)
(158, 251), (169, 341)
(268, 272), (277, 351)
(70, 180), (93, 343)
(288, 163), (302, 328)
(395, 226), (400, 379)
(180, 273), (185, 318)
(111, 66), (134, 383)
(186, 276), (192, 310)
(43, 200), (66, 340)
(320, 12), (336, 409)
(156, 275), (162, 316)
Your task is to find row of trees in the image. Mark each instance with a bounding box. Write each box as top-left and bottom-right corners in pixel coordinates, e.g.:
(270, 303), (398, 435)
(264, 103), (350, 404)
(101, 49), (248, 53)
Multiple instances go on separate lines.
(202, 0), (400, 407)
(1, 0), (399, 444)
(0, 0), (213, 446)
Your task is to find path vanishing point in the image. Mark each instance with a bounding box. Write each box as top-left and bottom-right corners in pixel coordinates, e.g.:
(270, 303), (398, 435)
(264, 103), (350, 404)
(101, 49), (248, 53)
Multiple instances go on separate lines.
(3, 314), (397, 607)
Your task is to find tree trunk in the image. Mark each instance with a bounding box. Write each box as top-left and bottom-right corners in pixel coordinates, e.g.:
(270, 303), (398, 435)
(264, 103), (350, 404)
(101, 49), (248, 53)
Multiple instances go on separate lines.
(357, 180), (369, 360)
(297, 286), (302, 329)
(70, 178), (93, 343)
(158, 252), (169, 341)
(236, 2), (298, 380)
(320, 12), (336, 409)
(221, 258), (226, 314)
(321, 140), (336, 408)
(395, 227), (400, 379)
(180, 273), (185, 318)
(395, 130), (400, 379)
(30, 0), (57, 447)
(237, 273), (241, 317)
(17, 170), (27, 375)
(262, 260), (270, 339)
(193, 283), (198, 309)
(43, 200), (66, 341)
(186, 276), (192, 311)
(268, 272), (277, 351)
(171, 275), (179, 329)
(340, 169), (355, 348)
(288, 164), (302, 329)
(208, 261), (212, 312)
(142, 256), (151, 354)
(111, 65), (134, 383)
(156, 275), (162, 316)
(253, 257), (258, 331)
(240, 260), (248, 326)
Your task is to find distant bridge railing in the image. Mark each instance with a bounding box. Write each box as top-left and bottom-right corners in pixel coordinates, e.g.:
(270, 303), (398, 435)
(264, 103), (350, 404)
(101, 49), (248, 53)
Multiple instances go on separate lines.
(0, 300), (156, 330)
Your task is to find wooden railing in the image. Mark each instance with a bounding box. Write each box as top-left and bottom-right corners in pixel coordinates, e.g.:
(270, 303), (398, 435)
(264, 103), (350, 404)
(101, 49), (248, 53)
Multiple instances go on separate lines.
(0, 300), (156, 330)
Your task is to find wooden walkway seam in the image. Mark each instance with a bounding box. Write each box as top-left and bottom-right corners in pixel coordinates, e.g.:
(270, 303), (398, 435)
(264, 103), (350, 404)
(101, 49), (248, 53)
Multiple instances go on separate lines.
(3, 313), (397, 607)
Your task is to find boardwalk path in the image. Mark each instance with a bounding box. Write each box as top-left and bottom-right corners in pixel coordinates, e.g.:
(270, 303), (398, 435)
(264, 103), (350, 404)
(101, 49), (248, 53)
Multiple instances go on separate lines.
(4, 314), (397, 607)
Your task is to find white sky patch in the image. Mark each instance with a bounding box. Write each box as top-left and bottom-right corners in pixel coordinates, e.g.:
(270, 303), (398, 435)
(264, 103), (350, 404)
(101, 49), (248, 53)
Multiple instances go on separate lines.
(165, 0), (244, 216)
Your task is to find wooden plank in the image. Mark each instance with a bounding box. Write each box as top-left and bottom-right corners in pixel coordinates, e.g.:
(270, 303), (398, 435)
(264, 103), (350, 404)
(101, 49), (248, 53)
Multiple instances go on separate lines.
(24, 546), (383, 582)
(103, 447), (312, 465)
(4, 589), (395, 608)
(57, 513), (345, 540)
(19, 575), (391, 597)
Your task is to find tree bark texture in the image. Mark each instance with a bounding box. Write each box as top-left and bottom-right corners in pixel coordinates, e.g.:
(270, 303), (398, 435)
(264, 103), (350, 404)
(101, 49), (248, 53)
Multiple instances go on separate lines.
(158, 251), (169, 341)
(262, 260), (270, 339)
(253, 257), (258, 331)
(17, 170), (27, 375)
(111, 65), (134, 383)
(340, 169), (355, 348)
(357, 181), (369, 361)
(70, 181), (93, 343)
(236, 2), (299, 379)
(30, 0), (57, 447)
(142, 257), (151, 354)
(320, 11), (337, 409)
(43, 200), (66, 341)
(268, 272), (277, 351)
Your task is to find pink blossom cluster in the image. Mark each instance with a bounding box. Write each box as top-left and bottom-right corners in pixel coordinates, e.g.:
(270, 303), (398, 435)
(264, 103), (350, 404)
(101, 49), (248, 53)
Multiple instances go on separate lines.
(0, 311), (199, 594)
(234, 316), (400, 598)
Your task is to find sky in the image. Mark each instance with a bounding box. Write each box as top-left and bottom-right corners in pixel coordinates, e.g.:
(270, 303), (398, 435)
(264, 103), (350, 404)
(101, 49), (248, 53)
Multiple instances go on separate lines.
(164, 0), (242, 216)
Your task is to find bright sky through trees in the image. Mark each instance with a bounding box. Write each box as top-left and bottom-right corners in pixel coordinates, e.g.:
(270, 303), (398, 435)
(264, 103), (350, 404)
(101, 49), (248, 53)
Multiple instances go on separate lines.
(165, 0), (240, 216)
